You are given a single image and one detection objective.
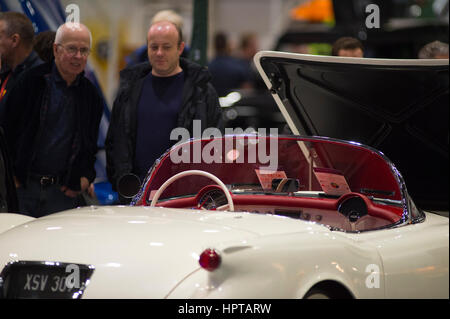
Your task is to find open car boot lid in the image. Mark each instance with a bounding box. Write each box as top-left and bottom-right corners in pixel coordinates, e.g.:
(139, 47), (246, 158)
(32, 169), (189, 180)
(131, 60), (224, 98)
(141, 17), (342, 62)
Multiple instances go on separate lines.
(254, 51), (449, 211)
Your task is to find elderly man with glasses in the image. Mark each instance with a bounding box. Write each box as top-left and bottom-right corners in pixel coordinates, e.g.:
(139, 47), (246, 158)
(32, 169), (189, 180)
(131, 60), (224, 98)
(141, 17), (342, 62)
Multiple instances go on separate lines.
(2, 22), (103, 218)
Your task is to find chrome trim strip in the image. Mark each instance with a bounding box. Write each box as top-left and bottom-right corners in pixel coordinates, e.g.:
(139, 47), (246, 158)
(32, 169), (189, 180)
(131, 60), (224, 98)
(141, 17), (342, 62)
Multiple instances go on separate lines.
(254, 50), (449, 67)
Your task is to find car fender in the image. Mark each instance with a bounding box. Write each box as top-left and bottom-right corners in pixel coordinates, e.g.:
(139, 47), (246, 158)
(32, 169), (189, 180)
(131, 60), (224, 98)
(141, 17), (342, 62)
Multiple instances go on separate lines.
(294, 271), (357, 299)
(0, 214), (35, 234)
(168, 228), (385, 298)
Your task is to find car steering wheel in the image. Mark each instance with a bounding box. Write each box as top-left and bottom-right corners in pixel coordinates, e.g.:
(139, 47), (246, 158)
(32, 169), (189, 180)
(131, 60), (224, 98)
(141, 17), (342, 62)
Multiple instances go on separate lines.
(150, 170), (234, 211)
(337, 192), (368, 222)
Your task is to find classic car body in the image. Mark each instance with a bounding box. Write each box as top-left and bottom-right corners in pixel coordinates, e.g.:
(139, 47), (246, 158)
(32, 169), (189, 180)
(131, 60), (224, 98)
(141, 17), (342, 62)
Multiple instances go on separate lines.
(0, 52), (448, 299)
(0, 134), (448, 299)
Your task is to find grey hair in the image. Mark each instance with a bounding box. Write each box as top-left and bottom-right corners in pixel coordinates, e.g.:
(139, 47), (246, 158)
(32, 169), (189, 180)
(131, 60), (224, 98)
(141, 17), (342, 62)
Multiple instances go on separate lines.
(418, 41), (449, 59)
(150, 10), (184, 45)
(151, 9), (183, 28)
(54, 22), (92, 48)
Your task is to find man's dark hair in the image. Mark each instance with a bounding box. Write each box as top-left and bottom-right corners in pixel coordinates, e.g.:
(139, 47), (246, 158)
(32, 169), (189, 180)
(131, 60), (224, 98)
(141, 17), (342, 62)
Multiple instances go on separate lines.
(0, 11), (35, 48)
(332, 37), (364, 56)
(239, 33), (256, 50)
(33, 30), (56, 63)
(214, 32), (228, 55)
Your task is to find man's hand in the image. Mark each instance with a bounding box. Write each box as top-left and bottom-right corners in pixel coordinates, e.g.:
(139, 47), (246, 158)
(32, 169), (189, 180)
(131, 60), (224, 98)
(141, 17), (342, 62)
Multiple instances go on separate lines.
(60, 185), (78, 198)
(80, 177), (89, 192)
(87, 183), (95, 198)
(61, 177), (92, 198)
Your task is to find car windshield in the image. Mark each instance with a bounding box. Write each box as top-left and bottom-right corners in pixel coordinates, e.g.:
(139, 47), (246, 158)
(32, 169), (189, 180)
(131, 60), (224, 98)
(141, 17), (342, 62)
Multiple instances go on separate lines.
(138, 135), (403, 204)
(131, 135), (412, 232)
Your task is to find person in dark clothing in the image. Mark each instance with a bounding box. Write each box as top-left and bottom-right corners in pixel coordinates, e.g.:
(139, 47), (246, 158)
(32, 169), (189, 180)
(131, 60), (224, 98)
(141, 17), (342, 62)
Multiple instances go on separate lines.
(105, 21), (222, 199)
(33, 30), (56, 63)
(0, 12), (43, 120)
(2, 22), (103, 217)
(208, 32), (252, 97)
(331, 37), (364, 57)
(237, 32), (265, 90)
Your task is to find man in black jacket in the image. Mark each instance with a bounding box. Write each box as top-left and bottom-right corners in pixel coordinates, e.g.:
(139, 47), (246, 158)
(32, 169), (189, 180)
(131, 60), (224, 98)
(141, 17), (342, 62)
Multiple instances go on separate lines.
(2, 22), (103, 217)
(0, 12), (43, 119)
(105, 21), (222, 198)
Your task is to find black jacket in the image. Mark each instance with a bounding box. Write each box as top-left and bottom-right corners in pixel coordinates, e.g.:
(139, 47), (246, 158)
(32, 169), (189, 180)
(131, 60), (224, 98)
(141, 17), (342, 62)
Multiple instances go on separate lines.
(0, 127), (18, 213)
(0, 51), (43, 122)
(105, 58), (223, 190)
(2, 62), (103, 191)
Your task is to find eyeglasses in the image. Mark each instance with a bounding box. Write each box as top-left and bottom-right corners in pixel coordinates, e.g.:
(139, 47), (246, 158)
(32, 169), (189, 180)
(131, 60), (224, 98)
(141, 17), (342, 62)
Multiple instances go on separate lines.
(57, 44), (90, 57)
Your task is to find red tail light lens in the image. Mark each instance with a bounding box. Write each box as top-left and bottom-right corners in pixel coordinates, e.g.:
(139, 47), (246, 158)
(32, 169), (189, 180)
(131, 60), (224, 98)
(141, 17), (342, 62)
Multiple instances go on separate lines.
(199, 248), (221, 271)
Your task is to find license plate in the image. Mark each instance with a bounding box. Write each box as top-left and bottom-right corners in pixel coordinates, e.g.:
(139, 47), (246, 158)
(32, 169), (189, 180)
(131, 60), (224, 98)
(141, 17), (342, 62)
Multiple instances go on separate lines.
(0, 261), (94, 299)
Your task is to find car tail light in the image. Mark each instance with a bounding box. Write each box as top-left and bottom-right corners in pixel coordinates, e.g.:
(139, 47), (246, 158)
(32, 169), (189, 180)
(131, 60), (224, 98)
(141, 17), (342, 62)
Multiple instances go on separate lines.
(199, 248), (221, 271)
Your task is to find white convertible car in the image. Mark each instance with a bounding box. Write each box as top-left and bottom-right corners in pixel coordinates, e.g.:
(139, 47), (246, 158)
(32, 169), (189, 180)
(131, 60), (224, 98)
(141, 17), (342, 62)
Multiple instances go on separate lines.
(0, 52), (448, 299)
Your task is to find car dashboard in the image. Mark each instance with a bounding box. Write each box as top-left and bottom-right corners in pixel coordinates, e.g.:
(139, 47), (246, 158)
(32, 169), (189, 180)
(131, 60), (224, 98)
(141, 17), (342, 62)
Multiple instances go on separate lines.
(146, 186), (404, 232)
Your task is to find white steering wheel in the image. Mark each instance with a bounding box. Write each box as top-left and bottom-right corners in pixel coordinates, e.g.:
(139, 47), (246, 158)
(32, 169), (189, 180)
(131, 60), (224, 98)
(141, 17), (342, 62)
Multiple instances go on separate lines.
(150, 170), (234, 211)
